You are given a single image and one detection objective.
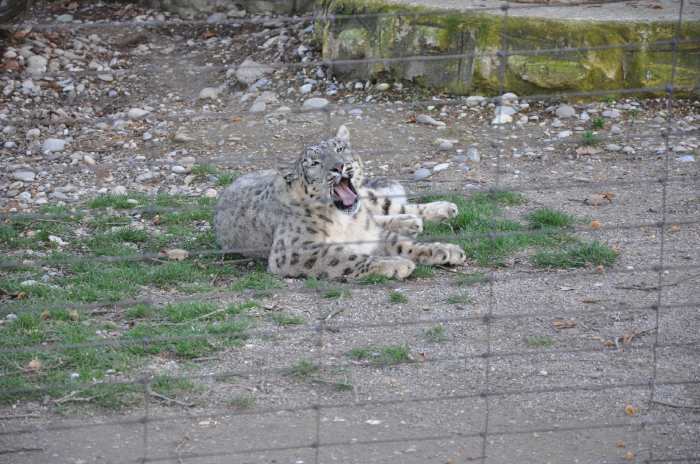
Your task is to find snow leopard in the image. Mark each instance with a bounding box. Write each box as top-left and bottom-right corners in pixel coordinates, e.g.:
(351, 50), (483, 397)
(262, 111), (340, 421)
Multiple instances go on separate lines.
(214, 126), (465, 280)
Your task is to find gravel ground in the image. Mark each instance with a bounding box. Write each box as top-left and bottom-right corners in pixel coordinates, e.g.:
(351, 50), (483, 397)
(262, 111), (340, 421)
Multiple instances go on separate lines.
(1, 2), (699, 464)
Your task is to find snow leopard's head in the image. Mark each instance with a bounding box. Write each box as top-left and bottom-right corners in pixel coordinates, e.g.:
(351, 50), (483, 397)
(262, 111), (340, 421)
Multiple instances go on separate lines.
(288, 126), (364, 214)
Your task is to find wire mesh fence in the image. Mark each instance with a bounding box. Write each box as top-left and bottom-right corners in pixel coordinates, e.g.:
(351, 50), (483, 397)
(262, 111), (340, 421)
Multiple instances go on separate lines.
(1, 0), (699, 463)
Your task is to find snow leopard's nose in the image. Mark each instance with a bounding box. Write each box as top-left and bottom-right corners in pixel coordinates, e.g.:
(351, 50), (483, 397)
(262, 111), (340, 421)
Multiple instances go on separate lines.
(331, 163), (344, 173)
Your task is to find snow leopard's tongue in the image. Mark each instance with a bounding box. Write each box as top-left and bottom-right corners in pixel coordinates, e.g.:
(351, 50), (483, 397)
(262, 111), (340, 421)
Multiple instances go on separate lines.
(334, 180), (357, 207)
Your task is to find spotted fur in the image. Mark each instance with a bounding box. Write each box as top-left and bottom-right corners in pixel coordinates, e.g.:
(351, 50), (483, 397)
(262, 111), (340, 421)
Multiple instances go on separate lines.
(214, 126), (465, 280)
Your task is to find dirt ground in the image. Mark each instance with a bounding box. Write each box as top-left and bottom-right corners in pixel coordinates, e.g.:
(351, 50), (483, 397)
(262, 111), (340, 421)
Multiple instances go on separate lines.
(1, 2), (699, 464)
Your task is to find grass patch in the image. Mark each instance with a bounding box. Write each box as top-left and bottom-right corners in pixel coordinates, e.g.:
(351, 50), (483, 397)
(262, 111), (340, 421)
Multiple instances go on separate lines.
(388, 291), (408, 304)
(526, 335), (554, 348)
(288, 359), (319, 380)
(424, 325), (448, 343)
(347, 345), (412, 366)
(216, 172), (239, 187)
(125, 304), (153, 320)
(532, 241), (618, 268)
(322, 287), (347, 299)
(164, 302), (221, 323)
(445, 293), (472, 305)
(270, 312), (305, 326)
(230, 270), (282, 293)
(592, 117), (605, 129)
(411, 264), (434, 278)
(527, 208), (574, 230)
(581, 130), (600, 146)
(227, 394), (256, 409)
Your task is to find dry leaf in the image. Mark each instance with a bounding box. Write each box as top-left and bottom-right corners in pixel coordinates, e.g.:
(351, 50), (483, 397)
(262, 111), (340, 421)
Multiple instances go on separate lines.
(200, 30), (217, 40)
(231, 116), (242, 123)
(552, 319), (576, 330)
(406, 115), (417, 124)
(616, 440), (626, 448)
(595, 265), (605, 274)
(27, 359), (42, 371)
(165, 249), (189, 261)
(40, 310), (51, 320)
(69, 309), (80, 321)
(624, 404), (637, 416)
(590, 220), (602, 230)
(576, 146), (601, 156)
(585, 194), (607, 206)
(624, 451), (635, 461)
(670, 224), (681, 233)
(152, 214), (161, 225)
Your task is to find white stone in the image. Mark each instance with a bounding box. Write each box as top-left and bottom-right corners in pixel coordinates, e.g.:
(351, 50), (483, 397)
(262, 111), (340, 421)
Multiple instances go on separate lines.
(433, 163), (450, 172)
(48, 235), (67, 246)
(82, 154), (96, 165)
(172, 165), (187, 174)
(491, 113), (512, 125)
(56, 14), (73, 22)
(501, 92), (518, 103)
(26, 55), (48, 76)
(235, 57), (274, 86)
(677, 154), (695, 162)
(416, 114), (445, 127)
(97, 73), (114, 82)
(414, 168), (431, 180)
(376, 83), (390, 91)
(198, 86), (223, 100)
(467, 146), (480, 162)
(299, 83), (313, 94)
(112, 185), (127, 195)
(495, 106), (516, 117)
(204, 188), (218, 198)
(622, 146), (635, 154)
(302, 97), (330, 111)
(602, 109), (621, 118)
(42, 138), (66, 153)
(13, 170), (35, 182)
(605, 144), (622, 152)
(555, 104), (576, 119)
(26, 128), (40, 139)
(466, 95), (486, 106)
(127, 108), (150, 119)
(557, 130), (573, 138)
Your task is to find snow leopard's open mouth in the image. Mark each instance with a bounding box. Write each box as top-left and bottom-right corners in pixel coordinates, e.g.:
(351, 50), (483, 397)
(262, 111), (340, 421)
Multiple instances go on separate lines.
(331, 177), (359, 214)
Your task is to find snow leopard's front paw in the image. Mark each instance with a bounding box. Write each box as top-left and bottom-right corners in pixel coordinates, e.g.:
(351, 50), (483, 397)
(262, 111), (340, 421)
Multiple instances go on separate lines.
(386, 214), (423, 237)
(424, 243), (466, 266)
(421, 201), (459, 222)
(368, 256), (416, 280)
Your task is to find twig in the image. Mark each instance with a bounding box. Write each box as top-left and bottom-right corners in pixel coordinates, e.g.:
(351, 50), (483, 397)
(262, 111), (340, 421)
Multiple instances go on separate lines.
(148, 389), (195, 408)
(0, 413), (41, 420)
(53, 390), (95, 405)
(651, 399), (700, 410)
(173, 308), (224, 325)
(615, 272), (700, 292)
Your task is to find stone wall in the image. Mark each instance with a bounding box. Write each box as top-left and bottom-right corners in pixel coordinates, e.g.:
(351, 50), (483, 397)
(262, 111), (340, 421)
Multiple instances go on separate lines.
(152, 0), (314, 16)
(318, 0), (700, 96)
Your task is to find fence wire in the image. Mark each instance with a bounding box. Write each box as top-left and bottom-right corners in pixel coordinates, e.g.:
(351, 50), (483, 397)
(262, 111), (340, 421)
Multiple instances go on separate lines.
(1, 0), (699, 463)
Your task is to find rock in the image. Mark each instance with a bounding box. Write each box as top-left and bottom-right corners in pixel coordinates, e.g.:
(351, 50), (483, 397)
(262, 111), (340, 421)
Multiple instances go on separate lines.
(48, 235), (67, 246)
(302, 97), (330, 111)
(602, 109), (621, 118)
(249, 100), (266, 113)
(299, 83), (313, 94)
(20, 280), (38, 287)
(172, 165), (188, 174)
(2, 125), (16, 135)
(555, 104), (576, 119)
(143, 132), (153, 141)
(42, 138), (66, 153)
(467, 146), (480, 162)
(204, 188), (218, 198)
(207, 12), (226, 23)
(235, 57), (274, 86)
(56, 14), (73, 22)
(501, 92), (518, 103)
(610, 124), (622, 134)
(622, 146), (635, 154)
(198, 86), (223, 100)
(349, 108), (363, 116)
(677, 154), (695, 162)
(416, 114), (445, 127)
(495, 106), (517, 117)
(127, 108), (150, 119)
(606, 144), (622, 152)
(376, 83), (390, 91)
(579, 111), (590, 121)
(491, 112), (512, 125)
(557, 130), (572, 138)
(438, 140), (453, 151)
(97, 74), (114, 82)
(112, 185), (127, 195)
(433, 163), (450, 172)
(551, 119), (563, 128)
(17, 191), (31, 202)
(13, 170), (35, 182)
(466, 95), (486, 106)
(83, 155), (96, 165)
(26, 128), (40, 139)
(26, 55), (48, 76)
(174, 132), (194, 142)
(136, 172), (155, 182)
(414, 168), (432, 180)
(50, 191), (70, 201)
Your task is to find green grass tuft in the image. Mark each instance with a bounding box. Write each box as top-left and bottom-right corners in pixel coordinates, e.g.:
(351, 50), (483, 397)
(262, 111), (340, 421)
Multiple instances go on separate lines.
(347, 345), (412, 366)
(288, 359), (319, 380)
(270, 313), (305, 326)
(424, 325), (448, 343)
(358, 273), (390, 285)
(526, 335), (554, 348)
(532, 241), (618, 268)
(527, 208), (575, 230)
(411, 264), (434, 278)
(388, 291), (408, 304)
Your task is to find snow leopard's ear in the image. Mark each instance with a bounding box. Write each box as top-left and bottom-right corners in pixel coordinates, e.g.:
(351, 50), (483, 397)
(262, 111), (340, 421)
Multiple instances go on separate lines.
(336, 125), (350, 143)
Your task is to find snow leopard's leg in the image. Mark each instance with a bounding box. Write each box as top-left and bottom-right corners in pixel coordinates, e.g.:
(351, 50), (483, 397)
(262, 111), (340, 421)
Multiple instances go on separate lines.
(372, 214), (423, 238)
(268, 233), (415, 280)
(361, 178), (459, 223)
(381, 231), (466, 267)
